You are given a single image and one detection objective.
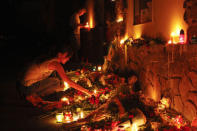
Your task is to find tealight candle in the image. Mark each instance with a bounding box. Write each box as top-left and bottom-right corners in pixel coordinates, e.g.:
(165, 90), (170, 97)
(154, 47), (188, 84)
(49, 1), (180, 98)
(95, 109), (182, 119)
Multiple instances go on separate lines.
(73, 113), (79, 121)
(80, 111), (84, 119)
(64, 112), (72, 123)
(97, 66), (102, 71)
(93, 66), (96, 71)
(61, 97), (69, 105)
(56, 113), (64, 123)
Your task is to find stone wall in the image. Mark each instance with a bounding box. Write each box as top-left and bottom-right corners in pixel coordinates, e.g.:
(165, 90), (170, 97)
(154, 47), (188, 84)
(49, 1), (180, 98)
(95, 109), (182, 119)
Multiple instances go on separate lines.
(125, 44), (197, 121)
(184, 0), (197, 43)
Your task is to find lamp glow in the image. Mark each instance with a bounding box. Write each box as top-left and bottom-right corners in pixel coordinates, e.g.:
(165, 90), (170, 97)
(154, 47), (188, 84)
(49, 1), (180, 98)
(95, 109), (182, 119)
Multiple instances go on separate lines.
(117, 16), (123, 23)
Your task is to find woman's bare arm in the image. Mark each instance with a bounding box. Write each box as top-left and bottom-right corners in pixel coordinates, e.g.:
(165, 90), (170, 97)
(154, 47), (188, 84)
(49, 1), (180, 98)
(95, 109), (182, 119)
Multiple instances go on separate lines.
(48, 61), (93, 96)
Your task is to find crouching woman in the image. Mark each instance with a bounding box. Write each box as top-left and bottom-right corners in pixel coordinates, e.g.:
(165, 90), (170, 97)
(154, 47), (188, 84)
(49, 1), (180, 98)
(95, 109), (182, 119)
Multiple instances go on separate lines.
(17, 44), (93, 110)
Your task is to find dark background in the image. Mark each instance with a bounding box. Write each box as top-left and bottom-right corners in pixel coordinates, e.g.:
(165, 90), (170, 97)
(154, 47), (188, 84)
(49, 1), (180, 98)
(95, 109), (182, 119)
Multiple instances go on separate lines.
(0, 0), (90, 130)
(0, 0), (86, 68)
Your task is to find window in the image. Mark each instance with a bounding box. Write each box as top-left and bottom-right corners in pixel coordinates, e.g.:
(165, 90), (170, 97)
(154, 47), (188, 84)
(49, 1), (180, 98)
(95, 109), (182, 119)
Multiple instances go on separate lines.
(134, 0), (152, 25)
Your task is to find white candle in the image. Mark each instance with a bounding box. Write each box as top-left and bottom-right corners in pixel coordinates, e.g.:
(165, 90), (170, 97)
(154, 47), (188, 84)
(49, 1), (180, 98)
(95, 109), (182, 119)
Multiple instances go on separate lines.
(56, 113), (64, 123)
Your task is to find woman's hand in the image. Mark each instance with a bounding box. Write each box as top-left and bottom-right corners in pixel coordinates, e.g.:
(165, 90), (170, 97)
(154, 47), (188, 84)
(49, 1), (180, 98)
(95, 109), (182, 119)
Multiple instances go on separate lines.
(48, 61), (61, 70)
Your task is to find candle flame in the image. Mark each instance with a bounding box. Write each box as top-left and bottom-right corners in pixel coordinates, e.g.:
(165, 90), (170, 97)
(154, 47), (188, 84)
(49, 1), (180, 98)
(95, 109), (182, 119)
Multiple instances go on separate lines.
(120, 36), (129, 44)
(85, 22), (90, 28)
(97, 66), (102, 71)
(171, 32), (175, 37)
(61, 97), (69, 104)
(94, 89), (97, 94)
(160, 97), (170, 108)
(87, 0), (94, 28)
(64, 82), (69, 91)
(117, 16), (123, 23)
(73, 114), (79, 121)
(80, 111), (84, 118)
(64, 112), (72, 123)
(168, 40), (172, 44)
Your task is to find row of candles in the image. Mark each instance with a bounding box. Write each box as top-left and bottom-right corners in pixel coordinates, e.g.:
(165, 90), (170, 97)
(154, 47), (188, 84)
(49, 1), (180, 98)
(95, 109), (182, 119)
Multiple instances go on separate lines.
(168, 29), (185, 44)
(57, 78), (99, 123)
(118, 29), (185, 45)
(56, 109), (85, 123)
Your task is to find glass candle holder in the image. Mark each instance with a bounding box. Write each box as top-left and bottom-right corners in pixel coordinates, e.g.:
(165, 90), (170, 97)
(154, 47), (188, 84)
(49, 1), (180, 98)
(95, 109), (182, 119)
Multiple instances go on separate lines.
(64, 112), (72, 123)
(56, 113), (64, 123)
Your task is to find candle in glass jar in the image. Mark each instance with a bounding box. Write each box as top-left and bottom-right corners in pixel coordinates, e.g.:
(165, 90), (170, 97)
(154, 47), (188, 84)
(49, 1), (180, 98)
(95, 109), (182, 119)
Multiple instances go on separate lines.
(64, 112), (72, 123)
(56, 113), (64, 123)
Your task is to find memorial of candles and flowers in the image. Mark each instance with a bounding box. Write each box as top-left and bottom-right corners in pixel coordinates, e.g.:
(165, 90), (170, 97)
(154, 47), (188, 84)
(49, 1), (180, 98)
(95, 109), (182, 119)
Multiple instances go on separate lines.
(37, 32), (197, 130)
(31, 0), (197, 130)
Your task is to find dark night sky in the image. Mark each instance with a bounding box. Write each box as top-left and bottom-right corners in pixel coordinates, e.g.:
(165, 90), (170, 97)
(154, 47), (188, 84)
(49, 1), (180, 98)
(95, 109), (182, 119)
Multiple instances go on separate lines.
(0, 2), (103, 130)
(0, 0), (85, 43)
(0, 0), (87, 73)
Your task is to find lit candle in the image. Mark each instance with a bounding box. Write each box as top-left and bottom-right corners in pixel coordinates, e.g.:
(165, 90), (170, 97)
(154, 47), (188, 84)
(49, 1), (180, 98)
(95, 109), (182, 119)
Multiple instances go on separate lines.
(64, 82), (69, 91)
(131, 123), (138, 131)
(93, 66), (96, 71)
(120, 39), (125, 44)
(171, 32), (175, 44)
(175, 115), (183, 129)
(73, 113), (79, 121)
(56, 113), (64, 123)
(80, 111), (84, 119)
(64, 112), (72, 123)
(97, 66), (102, 71)
(179, 29), (185, 44)
(160, 97), (170, 108)
(94, 89), (97, 94)
(61, 97), (69, 105)
(117, 17), (123, 23)
(168, 40), (172, 44)
(85, 22), (89, 28)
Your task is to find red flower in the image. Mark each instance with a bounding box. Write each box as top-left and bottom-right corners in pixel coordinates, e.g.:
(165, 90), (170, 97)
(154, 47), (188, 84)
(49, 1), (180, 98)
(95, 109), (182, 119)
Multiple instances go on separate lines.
(89, 97), (95, 104)
(111, 121), (120, 128)
(105, 87), (109, 90)
(95, 98), (99, 105)
(129, 114), (134, 118)
(75, 71), (80, 75)
(77, 91), (83, 95)
(181, 126), (191, 131)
